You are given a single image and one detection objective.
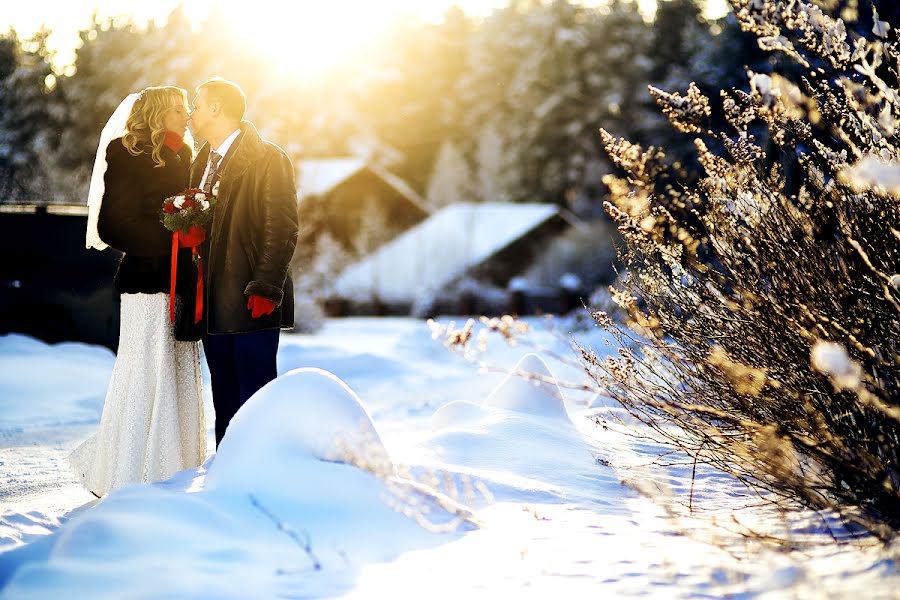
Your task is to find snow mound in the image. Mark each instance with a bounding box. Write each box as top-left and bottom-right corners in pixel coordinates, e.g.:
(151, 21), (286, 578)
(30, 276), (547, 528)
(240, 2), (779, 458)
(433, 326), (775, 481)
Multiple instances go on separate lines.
(431, 400), (489, 430)
(422, 354), (616, 504)
(482, 353), (571, 423)
(206, 368), (392, 492)
(431, 353), (572, 431)
(588, 392), (624, 410)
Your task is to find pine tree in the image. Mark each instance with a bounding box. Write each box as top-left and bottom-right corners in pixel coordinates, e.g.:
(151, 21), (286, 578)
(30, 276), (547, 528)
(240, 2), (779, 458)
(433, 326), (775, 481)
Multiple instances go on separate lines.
(458, 0), (658, 205)
(51, 14), (188, 198)
(50, 7), (283, 199)
(425, 140), (476, 209)
(343, 7), (475, 192)
(0, 28), (60, 202)
(475, 124), (519, 202)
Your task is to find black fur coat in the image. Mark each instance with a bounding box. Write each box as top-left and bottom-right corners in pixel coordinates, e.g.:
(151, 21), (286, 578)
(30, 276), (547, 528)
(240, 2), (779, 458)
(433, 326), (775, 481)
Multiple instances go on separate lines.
(98, 137), (200, 340)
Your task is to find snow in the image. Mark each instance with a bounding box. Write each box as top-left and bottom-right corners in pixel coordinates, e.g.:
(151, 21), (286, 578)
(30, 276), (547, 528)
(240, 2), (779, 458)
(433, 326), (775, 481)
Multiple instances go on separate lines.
(334, 203), (560, 303)
(479, 353), (573, 423)
(0, 335), (113, 431)
(296, 158), (428, 212)
(810, 340), (851, 375)
(872, 10), (891, 38)
(206, 367), (392, 492)
(839, 155), (900, 196)
(507, 275), (529, 292)
(810, 339), (862, 389)
(558, 272), (583, 291)
(2, 318), (900, 598)
(297, 157), (367, 197)
(750, 72), (773, 96)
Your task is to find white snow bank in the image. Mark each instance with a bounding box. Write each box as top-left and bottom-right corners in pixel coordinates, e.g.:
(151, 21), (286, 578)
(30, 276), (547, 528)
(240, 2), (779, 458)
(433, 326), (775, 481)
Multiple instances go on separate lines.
(433, 352), (572, 430)
(430, 400), (487, 430)
(0, 334), (112, 431)
(1, 367), (467, 599)
(207, 367), (392, 493)
(4, 321), (900, 599)
(427, 353), (619, 506)
(482, 353), (572, 423)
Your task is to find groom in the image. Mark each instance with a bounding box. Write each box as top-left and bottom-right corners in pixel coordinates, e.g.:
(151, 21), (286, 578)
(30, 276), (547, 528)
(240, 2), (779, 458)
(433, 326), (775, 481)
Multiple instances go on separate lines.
(188, 77), (299, 446)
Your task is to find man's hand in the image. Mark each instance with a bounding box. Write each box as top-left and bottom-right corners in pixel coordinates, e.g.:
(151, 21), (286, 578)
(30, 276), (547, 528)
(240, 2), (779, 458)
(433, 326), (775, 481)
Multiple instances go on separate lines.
(247, 295), (276, 319)
(178, 225), (206, 248)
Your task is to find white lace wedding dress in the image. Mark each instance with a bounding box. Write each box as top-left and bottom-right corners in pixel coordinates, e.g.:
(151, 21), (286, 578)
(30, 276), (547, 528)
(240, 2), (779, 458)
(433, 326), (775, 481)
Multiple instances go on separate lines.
(70, 293), (207, 496)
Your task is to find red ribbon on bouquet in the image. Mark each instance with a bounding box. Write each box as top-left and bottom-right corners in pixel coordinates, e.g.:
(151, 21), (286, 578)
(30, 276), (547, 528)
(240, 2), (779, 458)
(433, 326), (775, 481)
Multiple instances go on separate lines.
(169, 232), (204, 324)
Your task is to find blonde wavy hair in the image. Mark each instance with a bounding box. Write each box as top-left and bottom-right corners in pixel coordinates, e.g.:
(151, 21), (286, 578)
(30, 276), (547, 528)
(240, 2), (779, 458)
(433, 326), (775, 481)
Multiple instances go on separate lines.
(121, 86), (193, 167)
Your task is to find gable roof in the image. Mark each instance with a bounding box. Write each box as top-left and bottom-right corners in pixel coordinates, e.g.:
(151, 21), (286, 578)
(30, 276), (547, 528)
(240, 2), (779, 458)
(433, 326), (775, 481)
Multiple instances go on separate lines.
(297, 158), (366, 197)
(333, 202), (561, 303)
(296, 158), (428, 211)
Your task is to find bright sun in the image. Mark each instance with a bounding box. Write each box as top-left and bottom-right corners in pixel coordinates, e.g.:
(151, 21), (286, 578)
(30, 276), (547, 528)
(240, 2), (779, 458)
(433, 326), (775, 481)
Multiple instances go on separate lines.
(211, 1), (419, 79)
(2, 0), (505, 77)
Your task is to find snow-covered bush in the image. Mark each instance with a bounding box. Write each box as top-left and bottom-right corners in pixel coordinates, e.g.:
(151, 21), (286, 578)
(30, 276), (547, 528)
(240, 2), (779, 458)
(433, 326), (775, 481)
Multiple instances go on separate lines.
(585, 0), (900, 538)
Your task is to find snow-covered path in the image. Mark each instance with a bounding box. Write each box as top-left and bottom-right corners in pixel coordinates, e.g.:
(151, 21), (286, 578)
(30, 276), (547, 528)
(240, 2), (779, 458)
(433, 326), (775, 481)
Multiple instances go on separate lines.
(0, 426), (97, 558)
(1, 427), (94, 515)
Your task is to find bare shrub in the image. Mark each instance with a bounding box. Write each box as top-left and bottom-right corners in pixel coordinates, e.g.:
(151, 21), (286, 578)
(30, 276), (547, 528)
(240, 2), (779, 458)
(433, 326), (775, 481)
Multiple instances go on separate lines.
(587, 0), (900, 539)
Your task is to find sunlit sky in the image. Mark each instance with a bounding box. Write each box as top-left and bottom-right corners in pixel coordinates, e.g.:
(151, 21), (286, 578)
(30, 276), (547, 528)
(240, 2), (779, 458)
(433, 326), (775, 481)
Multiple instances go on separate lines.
(2, 0), (729, 78)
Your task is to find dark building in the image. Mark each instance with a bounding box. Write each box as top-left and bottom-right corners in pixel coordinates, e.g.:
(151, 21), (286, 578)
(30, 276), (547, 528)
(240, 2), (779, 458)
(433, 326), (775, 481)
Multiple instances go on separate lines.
(0, 205), (120, 350)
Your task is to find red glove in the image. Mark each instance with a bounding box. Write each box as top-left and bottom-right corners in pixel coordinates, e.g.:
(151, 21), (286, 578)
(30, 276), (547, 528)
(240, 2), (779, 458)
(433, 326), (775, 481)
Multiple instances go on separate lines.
(178, 225), (206, 248)
(247, 295), (276, 318)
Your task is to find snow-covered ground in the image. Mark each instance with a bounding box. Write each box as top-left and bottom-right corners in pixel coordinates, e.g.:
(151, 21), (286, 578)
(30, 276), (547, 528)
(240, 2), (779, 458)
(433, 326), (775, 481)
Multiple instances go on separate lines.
(1, 317), (898, 599)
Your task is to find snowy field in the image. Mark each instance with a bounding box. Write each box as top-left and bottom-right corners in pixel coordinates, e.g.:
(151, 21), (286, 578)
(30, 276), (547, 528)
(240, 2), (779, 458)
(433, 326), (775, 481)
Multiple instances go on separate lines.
(1, 317), (898, 599)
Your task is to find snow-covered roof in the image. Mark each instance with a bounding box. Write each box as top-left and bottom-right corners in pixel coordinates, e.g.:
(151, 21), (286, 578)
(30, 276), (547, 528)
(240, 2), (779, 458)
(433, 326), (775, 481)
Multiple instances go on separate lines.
(296, 158), (428, 210)
(297, 158), (367, 197)
(333, 202), (560, 303)
(365, 162), (428, 208)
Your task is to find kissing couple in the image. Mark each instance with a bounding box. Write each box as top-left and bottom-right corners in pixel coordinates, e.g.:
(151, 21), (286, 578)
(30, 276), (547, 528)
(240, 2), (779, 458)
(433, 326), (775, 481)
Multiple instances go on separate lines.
(71, 77), (300, 497)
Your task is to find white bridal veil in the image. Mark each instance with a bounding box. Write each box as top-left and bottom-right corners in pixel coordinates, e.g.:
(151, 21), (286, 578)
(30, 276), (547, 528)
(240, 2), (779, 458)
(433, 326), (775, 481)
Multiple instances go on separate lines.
(85, 93), (139, 250)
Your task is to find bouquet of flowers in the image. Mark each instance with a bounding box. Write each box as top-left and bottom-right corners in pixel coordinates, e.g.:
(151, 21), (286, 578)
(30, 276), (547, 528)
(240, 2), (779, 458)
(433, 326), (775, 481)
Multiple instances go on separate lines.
(160, 187), (217, 325)
(160, 187), (216, 236)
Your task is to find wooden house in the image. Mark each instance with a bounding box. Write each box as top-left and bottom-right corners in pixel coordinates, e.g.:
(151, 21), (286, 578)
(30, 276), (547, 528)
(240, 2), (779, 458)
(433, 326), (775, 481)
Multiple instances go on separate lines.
(296, 158), (431, 256)
(330, 202), (575, 315)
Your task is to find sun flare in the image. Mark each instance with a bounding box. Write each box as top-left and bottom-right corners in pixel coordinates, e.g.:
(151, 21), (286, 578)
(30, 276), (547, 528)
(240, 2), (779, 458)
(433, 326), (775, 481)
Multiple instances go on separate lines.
(214, 1), (410, 79)
(191, 0), (731, 81)
(2, 0), (507, 77)
(4, 0), (731, 77)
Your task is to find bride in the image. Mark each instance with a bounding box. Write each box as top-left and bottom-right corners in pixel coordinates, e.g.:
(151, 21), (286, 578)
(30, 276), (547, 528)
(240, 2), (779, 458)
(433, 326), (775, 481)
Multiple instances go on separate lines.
(70, 86), (207, 497)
